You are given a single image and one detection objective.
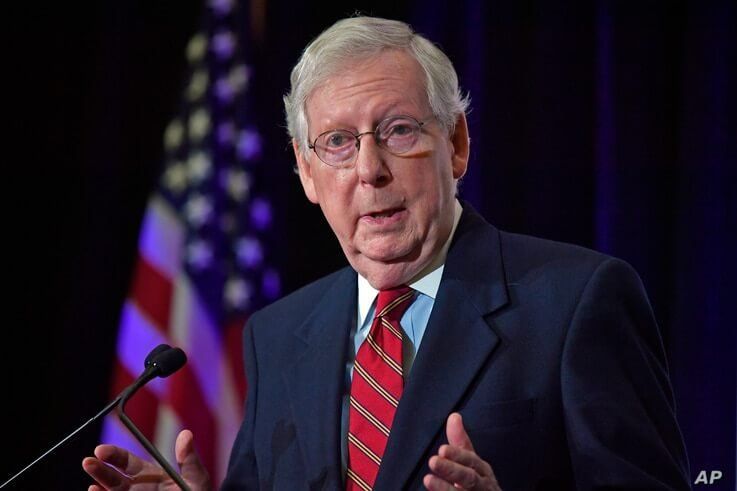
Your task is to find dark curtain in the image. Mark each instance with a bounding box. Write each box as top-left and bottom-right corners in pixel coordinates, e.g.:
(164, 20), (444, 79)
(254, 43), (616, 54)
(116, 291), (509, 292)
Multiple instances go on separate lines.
(407, 1), (736, 487)
(4, 1), (733, 488)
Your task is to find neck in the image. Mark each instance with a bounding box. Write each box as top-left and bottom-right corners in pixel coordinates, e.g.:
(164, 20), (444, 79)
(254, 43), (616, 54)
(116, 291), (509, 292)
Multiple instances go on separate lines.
(357, 200), (463, 289)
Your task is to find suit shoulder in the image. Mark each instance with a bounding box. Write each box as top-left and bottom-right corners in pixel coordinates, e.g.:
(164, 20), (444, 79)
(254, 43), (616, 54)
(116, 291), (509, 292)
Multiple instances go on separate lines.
(497, 230), (634, 285)
(499, 230), (606, 261)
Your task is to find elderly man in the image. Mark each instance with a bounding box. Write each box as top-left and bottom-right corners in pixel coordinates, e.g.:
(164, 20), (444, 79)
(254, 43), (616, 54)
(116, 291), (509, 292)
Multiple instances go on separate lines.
(83, 16), (690, 490)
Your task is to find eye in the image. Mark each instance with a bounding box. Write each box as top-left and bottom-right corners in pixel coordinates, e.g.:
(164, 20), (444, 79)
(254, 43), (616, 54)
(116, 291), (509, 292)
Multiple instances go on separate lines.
(387, 122), (414, 136)
(321, 131), (353, 148)
(378, 117), (419, 141)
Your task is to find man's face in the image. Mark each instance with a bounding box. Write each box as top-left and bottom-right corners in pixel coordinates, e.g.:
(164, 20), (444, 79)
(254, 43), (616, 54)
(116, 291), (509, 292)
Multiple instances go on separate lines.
(294, 50), (469, 289)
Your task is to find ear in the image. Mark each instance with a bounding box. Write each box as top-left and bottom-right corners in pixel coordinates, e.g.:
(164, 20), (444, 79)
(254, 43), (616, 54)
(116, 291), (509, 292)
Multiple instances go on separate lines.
(449, 113), (470, 180)
(293, 139), (319, 204)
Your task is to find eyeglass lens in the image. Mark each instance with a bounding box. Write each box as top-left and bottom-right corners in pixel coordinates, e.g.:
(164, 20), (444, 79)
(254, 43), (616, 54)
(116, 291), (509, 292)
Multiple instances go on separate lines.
(313, 116), (422, 166)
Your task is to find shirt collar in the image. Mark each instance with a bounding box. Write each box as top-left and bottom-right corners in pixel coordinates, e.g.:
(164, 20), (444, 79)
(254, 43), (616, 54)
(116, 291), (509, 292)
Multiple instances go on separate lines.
(357, 199), (463, 326)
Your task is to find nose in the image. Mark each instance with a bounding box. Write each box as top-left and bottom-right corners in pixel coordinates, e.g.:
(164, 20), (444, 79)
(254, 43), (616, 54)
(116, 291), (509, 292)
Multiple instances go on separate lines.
(354, 132), (390, 186)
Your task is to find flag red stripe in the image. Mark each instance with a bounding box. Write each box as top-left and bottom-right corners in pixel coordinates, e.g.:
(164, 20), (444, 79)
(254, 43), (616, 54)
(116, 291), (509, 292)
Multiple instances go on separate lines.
(168, 365), (217, 475)
(129, 256), (173, 332)
(225, 318), (248, 405)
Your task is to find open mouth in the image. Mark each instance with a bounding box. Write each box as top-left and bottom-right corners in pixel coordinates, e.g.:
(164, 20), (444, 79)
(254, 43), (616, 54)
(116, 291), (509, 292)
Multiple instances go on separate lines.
(362, 207), (406, 224)
(369, 208), (401, 218)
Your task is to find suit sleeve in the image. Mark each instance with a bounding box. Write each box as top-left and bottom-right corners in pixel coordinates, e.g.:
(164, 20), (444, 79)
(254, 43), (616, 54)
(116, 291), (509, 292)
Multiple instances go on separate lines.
(220, 316), (260, 490)
(561, 258), (691, 490)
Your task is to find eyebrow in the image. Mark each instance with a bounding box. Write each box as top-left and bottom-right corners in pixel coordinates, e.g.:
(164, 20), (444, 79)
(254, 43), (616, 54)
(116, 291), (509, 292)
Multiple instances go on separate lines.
(317, 109), (419, 134)
(314, 101), (415, 132)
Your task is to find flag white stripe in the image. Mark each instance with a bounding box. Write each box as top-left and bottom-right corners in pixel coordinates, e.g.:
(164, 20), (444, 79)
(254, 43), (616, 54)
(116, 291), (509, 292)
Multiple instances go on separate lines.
(170, 275), (226, 413)
(138, 196), (184, 279)
(168, 273), (242, 485)
(117, 300), (172, 397)
(153, 404), (182, 467)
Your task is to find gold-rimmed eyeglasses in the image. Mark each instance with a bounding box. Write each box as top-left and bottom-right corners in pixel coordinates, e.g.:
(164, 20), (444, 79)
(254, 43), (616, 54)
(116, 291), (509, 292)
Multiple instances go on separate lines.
(307, 115), (430, 168)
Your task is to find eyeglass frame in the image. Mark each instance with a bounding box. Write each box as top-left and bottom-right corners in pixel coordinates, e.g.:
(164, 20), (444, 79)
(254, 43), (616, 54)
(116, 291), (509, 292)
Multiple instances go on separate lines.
(306, 114), (433, 168)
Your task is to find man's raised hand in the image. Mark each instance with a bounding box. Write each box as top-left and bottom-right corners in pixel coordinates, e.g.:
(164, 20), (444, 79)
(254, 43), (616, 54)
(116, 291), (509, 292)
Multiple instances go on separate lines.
(82, 429), (211, 491)
(424, 413), (502, 491)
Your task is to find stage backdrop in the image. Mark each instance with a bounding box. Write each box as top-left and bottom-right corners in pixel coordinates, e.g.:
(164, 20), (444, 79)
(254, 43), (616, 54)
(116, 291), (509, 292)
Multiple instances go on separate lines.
(3, 0), (734, 489)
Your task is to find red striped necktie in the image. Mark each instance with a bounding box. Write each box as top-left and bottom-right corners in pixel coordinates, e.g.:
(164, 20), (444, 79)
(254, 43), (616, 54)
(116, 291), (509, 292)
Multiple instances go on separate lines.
(346, 286), (415, 491)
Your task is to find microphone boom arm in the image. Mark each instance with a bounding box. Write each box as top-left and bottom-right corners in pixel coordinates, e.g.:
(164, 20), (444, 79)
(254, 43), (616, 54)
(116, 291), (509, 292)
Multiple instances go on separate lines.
(0, 344), (192, 490)
(116, 374), (191, 491)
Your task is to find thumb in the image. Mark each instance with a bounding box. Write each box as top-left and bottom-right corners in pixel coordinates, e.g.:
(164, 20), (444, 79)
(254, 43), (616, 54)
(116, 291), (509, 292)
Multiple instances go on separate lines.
(175, 429), (212, 489)
(446, 412), (475, 451)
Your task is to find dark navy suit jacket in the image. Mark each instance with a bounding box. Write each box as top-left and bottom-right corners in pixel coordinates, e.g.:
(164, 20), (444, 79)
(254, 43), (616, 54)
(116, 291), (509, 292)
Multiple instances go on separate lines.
(221, 205), (690, 490)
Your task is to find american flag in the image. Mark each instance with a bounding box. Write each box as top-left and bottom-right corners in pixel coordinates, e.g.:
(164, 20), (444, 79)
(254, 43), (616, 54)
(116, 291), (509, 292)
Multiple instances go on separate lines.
(101, 1), (278, 485)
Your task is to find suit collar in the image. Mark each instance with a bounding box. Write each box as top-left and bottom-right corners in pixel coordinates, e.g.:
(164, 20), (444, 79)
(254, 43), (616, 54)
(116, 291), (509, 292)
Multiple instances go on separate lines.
(375, 203), (510, 489)
(440, 202), (509, 315)
(282, 267), (356, 489)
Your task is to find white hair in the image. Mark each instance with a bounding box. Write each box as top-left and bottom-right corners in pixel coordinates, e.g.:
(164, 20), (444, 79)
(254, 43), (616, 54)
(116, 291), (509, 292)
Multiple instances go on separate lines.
(284, 16), (470, 158)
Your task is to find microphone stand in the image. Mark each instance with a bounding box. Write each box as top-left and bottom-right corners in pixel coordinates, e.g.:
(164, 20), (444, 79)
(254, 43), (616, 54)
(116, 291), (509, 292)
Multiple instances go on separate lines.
(0, 345), (191, 490)
(116, 369), (191, 490)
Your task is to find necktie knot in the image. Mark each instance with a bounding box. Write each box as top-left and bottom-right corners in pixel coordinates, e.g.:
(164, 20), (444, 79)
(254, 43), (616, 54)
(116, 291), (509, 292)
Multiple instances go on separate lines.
(375, 286), (414, 323)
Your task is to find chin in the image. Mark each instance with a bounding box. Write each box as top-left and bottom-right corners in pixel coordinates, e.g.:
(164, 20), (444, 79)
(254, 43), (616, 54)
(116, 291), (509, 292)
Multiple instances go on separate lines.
(361, 243), (419, 264)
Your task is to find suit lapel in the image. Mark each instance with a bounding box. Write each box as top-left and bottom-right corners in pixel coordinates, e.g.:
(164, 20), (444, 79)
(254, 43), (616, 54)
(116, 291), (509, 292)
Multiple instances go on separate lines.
(375, 206), (510, 490)
(282, 268), (356, 488)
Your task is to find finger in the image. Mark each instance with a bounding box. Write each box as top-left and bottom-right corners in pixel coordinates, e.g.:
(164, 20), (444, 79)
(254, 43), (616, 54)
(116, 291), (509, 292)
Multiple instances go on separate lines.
(429, 454), (482, 490)
(82, 456), (131, 490)
(93, 444), (149, 476)
(175, 429), (212, 488)
(438, 444), (493, 478)
(446, 413), (474, 451)
(423, 472), (453, 491)
(85, 444), (169, 489)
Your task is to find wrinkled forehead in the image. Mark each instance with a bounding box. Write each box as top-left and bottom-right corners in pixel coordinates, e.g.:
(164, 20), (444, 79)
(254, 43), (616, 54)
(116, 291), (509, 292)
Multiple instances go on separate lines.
(304, 50), (430, 126)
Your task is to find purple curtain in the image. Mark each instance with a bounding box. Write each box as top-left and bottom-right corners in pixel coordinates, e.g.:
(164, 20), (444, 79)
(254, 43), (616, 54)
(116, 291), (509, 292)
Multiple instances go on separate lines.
(411, 1), (736, 487)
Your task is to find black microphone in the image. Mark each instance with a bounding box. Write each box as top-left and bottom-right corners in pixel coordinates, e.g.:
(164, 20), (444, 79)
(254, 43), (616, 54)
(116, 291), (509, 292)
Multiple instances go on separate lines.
(0, 344), (188, 489)
(145, 343), (173, 368)
(116, 346), (191, 491)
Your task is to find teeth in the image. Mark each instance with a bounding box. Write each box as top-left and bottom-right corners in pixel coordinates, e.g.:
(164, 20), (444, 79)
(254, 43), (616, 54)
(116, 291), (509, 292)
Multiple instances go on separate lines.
(372, 211), (393, 218)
